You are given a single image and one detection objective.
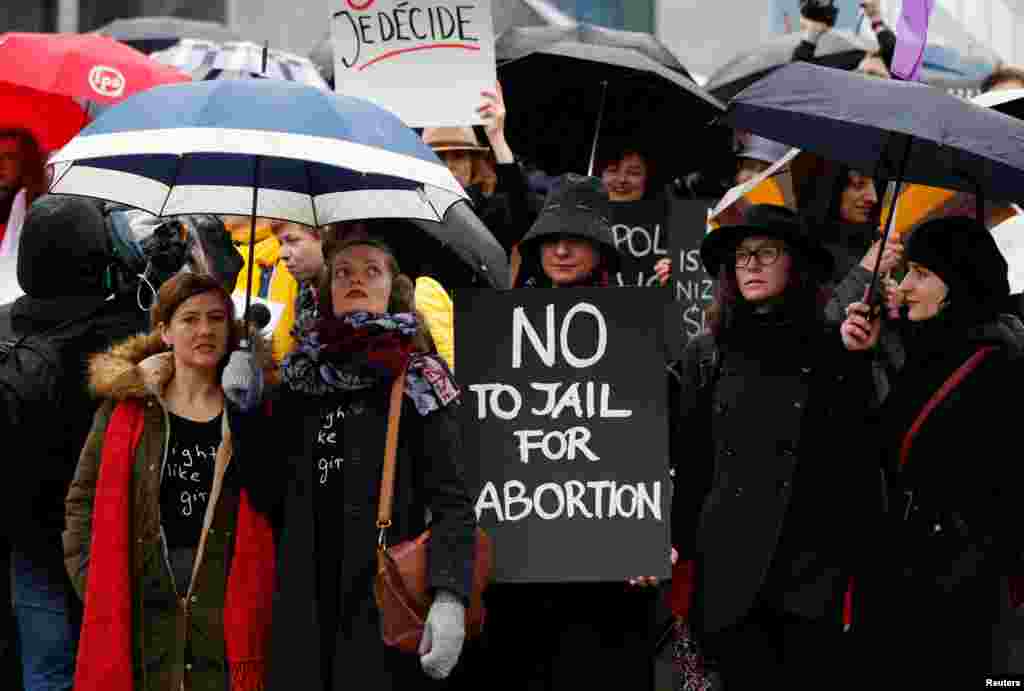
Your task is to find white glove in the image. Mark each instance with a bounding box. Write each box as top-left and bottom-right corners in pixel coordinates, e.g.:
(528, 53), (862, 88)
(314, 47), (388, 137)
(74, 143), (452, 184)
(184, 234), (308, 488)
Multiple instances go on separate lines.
(418, 590), (466, 680)
(221, 350), (263, 412)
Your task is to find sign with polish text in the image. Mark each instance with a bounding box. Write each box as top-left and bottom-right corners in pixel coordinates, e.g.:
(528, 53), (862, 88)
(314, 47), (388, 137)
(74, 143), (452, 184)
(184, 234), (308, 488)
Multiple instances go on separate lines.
(456, 288), (671, 583)
(330, 0), (496, 127)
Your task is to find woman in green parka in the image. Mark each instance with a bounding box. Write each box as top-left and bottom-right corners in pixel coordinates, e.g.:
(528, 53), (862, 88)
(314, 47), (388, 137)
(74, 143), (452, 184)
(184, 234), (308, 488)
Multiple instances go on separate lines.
(64, 272), (276, 691)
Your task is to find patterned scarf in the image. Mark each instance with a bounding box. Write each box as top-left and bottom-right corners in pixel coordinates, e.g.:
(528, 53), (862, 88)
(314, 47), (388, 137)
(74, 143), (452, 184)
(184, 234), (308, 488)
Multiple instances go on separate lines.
(281, 311), (460, 415)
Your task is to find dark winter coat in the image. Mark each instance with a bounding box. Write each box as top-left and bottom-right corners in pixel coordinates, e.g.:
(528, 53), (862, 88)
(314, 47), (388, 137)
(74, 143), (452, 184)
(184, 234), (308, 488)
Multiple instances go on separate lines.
(238, 377), (477, 691)
(670, 309), (880, 634)
(0, 292), (146, 549)
(467, 162), (537, 256)
(64, 331), (273, 691)
(859, 314), (1024, 677)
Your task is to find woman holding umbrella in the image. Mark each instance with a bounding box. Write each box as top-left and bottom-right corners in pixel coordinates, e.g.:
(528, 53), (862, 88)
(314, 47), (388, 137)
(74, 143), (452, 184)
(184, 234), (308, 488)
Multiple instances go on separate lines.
(842, 216), (1024, 680)
(228, 233), (478, 690)
(670, 204), (879, 687)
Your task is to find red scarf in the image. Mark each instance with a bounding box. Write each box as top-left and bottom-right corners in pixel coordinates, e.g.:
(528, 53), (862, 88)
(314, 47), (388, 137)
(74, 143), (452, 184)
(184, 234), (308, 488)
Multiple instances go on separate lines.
(74, 400), (275, 691)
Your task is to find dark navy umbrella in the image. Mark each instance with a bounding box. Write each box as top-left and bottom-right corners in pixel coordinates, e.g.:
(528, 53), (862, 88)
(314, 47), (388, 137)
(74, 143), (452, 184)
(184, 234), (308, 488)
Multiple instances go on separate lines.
(724, 61), (1024, 302)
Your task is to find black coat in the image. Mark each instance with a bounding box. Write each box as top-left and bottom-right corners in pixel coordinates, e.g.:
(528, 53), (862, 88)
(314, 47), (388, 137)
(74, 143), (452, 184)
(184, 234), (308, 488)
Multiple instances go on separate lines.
(239, 377), (477, 691)
(859, 315), (1024, 677)
(0, 292), (146, 550)
(670, 310), (880, 634)
(468, 162), (537, 256)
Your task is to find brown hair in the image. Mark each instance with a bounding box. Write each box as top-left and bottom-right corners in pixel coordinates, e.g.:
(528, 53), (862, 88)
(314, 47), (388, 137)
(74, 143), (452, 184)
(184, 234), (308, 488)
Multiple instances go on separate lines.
(151, 272), (240, 354)
(595, 140), (659, 199)
(982, 66), (1024, 93)
(704, 242), (830, 338)
(318, 236), (435, 353)
(0, 129), (46, 205)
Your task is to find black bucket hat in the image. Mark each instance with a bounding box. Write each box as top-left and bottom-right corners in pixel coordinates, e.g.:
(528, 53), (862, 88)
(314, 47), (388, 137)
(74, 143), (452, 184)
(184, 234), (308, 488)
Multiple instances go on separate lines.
(700, 203), (834, 278)
(517, 173), (622, 277)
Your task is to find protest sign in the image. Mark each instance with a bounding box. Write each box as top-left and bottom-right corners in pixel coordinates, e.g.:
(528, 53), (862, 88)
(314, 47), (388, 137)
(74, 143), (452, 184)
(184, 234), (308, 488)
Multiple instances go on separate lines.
(330, 0), (496, 127)
(456, 287), (671, 583)
(669, 200), (714, 350)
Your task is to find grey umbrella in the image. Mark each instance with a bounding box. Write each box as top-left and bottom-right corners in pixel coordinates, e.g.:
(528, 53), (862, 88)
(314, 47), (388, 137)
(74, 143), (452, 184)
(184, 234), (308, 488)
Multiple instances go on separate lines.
(724, 61), (1024, 302)
(706, 29), (871, 102)
(94, 16), (242, 54)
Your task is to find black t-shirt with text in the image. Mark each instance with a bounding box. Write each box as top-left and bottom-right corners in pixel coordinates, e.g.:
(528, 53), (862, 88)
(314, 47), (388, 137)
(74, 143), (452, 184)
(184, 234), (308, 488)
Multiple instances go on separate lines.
(160, 411), (222, 550)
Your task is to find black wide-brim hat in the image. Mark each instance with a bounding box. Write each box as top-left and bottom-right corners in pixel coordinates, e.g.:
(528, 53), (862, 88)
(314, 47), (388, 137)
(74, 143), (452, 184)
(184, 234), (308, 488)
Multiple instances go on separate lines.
(700, 203), (834, 278)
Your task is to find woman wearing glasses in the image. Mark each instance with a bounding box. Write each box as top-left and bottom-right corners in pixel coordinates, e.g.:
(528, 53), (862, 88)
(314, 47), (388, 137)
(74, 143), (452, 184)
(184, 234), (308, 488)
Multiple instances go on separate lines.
(669, 204), (880, 687)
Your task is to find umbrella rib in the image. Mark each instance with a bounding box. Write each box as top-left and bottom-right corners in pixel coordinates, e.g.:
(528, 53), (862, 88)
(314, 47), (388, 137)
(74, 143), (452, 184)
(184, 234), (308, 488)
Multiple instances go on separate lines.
(158, 153), (188, 217)
(304, 161), (320, 228)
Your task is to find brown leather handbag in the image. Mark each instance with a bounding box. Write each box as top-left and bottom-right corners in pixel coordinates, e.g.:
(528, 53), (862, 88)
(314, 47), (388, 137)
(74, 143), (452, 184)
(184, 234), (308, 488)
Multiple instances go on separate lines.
(373, 365), (494, 654)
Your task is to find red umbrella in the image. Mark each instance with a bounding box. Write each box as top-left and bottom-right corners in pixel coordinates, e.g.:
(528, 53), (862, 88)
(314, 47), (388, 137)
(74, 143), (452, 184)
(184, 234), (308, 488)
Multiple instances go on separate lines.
(0, 82), (88, 152)
(0, 32), (190, 107)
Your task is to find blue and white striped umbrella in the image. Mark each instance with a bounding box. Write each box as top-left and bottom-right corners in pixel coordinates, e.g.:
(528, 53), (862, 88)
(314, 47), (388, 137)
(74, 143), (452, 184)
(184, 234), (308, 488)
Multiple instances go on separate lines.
(48, 79), (467, 227)
(150, 39), (330, 90)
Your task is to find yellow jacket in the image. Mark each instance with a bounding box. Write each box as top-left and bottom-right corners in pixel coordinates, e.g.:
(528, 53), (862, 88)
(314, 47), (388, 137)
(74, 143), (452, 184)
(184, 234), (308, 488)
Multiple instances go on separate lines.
(230, 219), (300, 363)
(415, 276), (454, 371)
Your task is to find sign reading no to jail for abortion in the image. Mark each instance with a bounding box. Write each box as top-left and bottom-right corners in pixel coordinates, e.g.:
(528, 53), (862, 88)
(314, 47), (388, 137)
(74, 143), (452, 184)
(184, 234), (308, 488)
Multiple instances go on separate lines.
(456, 288), (671, 583)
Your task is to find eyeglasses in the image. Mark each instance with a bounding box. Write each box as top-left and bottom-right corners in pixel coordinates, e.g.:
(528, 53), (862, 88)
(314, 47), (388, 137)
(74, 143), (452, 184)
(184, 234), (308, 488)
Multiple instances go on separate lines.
(735, 246), (784, 268)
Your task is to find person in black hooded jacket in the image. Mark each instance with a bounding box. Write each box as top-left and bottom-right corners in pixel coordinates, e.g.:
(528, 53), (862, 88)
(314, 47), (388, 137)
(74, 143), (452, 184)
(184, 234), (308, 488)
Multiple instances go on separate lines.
(0, 194), (148, 691)
(843, 215), (1024, 683)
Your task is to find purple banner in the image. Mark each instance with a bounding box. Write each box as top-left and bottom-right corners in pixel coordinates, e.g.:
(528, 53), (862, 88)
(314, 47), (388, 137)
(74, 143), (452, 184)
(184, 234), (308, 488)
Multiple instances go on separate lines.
(891, 0), (935, 81)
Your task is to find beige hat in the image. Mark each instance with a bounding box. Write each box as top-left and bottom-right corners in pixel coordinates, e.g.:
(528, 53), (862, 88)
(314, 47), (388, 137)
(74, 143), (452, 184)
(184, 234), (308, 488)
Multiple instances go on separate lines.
(422, 126), (487, 153)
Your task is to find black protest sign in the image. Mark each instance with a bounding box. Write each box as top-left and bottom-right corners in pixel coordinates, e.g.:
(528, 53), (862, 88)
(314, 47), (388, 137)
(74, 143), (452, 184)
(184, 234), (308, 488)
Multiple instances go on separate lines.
(609, 199), (671, 288)
(456, 288), (671, 583)
(668, 200), (714, 348)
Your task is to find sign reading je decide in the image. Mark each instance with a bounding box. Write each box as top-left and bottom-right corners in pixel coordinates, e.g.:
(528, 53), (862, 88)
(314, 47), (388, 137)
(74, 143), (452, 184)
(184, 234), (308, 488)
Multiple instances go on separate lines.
(330, 0), (496, 127)
(456, 288), (671, 583)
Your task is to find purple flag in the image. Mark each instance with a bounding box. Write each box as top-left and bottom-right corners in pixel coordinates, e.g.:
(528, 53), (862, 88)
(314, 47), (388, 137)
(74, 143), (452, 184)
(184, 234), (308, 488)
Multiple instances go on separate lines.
(891, 0), (935, 81)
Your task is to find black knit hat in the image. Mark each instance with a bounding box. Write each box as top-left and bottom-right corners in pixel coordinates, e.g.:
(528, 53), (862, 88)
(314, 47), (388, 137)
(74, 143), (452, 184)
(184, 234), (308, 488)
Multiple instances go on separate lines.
(905, 215), (1009, 320)
(17, 195), (112, 299)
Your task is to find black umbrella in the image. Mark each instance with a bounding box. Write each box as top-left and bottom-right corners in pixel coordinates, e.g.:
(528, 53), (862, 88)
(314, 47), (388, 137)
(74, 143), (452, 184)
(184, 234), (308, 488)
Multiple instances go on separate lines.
(973, 88), (1024, 120)
(93, 16), (242, 55)
(724, 61), (1024, 303)
(497, 24), (723, 179)
(706, 29), (870, 102)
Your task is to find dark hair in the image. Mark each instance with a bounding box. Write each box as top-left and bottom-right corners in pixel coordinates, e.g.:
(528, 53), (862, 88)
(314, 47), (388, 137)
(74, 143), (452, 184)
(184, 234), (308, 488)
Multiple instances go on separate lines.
(318, 236), (434, 353)
(595, 140), (659, 200)
(0, 129), (46, 205)
(981, 66), (1024, 93)
(798, 159), (880, 238)
(705, 242), (830, 338)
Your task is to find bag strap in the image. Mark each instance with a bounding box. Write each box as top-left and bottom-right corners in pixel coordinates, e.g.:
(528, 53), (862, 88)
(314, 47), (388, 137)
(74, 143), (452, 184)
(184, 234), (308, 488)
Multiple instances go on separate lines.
(899, 346), (996, 467)
(377, 362), (409, 549)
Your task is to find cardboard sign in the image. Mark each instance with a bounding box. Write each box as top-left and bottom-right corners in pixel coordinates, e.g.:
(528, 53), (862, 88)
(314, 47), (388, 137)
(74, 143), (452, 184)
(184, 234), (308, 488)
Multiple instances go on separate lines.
(456, 288), (671, 583)
(330, 0), (496, 127)
(669, 200), (715, 350)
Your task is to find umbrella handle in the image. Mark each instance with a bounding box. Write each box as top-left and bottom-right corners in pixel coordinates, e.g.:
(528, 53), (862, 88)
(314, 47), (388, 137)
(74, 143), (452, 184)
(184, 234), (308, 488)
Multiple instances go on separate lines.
(586, 80), (609, 177)
(242, 155), (261, 350)
(867, 135), (912, 312)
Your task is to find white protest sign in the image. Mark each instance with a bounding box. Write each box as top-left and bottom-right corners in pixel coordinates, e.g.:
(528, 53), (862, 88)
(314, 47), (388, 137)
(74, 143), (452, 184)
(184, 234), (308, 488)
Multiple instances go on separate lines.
(330, 0), (496, 127)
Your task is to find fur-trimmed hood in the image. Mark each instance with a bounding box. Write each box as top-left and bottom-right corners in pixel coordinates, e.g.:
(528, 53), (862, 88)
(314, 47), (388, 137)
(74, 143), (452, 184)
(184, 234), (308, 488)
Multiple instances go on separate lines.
(89, 325), (276, 401)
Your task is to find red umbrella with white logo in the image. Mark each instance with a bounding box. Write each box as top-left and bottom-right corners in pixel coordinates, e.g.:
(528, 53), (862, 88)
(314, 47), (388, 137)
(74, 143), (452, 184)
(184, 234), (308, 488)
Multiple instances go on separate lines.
(0, 33), (190, 151)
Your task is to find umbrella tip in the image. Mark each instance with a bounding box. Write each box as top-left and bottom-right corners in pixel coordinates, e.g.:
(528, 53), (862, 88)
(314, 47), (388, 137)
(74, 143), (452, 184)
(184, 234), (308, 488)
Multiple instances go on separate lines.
(261, 40), (269, 74)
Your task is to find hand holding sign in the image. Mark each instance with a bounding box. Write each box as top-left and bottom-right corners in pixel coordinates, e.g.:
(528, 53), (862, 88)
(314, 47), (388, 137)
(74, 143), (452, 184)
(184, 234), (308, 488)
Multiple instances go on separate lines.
(477, 81), (514, 164)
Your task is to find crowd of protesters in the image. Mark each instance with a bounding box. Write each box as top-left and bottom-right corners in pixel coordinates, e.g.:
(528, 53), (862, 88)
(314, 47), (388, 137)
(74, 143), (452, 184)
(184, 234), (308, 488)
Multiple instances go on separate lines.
(3, 1), (1024, 690)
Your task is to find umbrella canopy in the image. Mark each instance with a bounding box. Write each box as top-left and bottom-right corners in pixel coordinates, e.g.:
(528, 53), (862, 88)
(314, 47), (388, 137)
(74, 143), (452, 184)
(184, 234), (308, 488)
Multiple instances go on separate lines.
(493, 0), (574, 37)
(0, 32), (190, 107)
(49, 79), (467, 227)
(150, 39), (330, 90)
(0, 82), (87, 152)
(723, 62), (1024, 202)
(973, 88), (1024, 120)
(706, 30), (871, 102)
(94, 16), (243, 54)
(496, 24), (723, 178)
